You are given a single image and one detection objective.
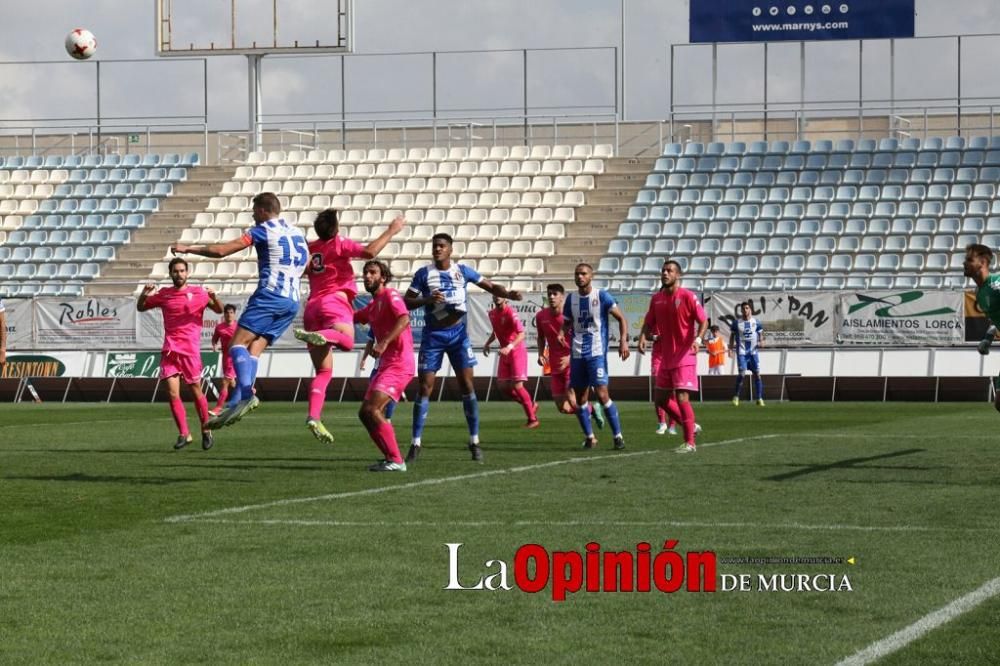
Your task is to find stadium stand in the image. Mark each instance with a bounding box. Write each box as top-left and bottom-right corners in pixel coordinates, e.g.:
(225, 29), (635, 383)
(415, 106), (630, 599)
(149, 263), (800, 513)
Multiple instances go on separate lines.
(598, 136), (1000, 291)
(135, 144), (615, 295)
(0, 153), (200, 297)
(4, 137), (995, 297)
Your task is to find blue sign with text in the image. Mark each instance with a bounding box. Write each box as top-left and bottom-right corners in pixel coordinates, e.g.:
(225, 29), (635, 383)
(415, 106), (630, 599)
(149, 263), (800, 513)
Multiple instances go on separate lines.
(690, 0), (915, 44)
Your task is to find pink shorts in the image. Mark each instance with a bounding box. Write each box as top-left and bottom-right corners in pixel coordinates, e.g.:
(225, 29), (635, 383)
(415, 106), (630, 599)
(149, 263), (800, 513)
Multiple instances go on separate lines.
(550, 366), (571, 397)
(304, 294), (354, 331)
(650, 353), (663, 378)
(160, 350), (203, 385)
(497, 345), (528, 382)
(366, 366), (413, 402)
(221, 355), (236, 379)
(655, 363), (699, 392)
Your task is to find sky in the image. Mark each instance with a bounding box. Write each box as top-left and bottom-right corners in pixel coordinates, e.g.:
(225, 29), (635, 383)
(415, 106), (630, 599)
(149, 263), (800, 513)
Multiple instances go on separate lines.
(2, 0), (1000, 134)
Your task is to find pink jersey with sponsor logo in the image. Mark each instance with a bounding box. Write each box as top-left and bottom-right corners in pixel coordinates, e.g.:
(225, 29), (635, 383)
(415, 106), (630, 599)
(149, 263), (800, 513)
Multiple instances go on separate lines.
(212, 320), (237, 354)
(534, 307), (569, 367)
(488, 303), (525, 348)
(644, 287), (706, 369)
(354, 287), (414, 375)
(144, 285), (211, 356)
(306, 235), (368, 300)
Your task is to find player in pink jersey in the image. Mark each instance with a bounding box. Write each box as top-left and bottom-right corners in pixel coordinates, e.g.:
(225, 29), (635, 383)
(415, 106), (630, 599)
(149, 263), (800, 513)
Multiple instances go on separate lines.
(638, 260), (708, 453)
(137, 257), (223, 450)
(354, 260), (415, 472)
(484, 294), (539, 428)
(292, 208), (406, 444)
(533, 283), (605, 427)
(210, 303), (238, 415)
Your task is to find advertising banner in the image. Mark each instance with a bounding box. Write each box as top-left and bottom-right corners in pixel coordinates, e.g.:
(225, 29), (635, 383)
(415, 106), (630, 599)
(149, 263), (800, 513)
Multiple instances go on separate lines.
(105, 351), (221, 379)
(690, 0), (915, 44)
(1, 298), (33, 349)
(836, 290), (964, 345)
(710, 292), (836, 346)
(35, 297), (137, 347)
(0, 352), (88, 378)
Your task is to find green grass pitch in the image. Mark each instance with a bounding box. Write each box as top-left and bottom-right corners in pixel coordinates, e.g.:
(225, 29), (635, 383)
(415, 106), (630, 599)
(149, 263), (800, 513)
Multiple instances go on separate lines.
(1, 400), (999, 664)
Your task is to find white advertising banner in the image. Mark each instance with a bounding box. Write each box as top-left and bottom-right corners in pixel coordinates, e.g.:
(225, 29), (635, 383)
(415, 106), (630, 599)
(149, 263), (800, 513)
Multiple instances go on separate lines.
(1, 298), (33, 349)
(709, 292), (837, 346)
(34, 297), (137, 348)
(835, 290), (964, 345)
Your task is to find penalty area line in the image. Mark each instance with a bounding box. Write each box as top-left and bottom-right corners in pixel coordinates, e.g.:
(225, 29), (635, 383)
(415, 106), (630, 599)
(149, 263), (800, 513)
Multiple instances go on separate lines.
(835, 576), (1000, 666)
(164, 433), (778, 523)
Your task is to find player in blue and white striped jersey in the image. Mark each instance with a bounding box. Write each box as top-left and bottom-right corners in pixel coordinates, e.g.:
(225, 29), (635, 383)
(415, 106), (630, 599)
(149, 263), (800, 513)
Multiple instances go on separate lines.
(404, 232), (522, 463)
(730, 301), (765, 406)
(561, 263), (630, 450)
(172, 192), (309, 429)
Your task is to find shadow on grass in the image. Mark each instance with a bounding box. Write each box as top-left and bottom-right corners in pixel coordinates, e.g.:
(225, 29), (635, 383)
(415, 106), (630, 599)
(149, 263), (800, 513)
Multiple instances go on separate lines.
(5, 473), (252, 485)
(764, 448), (927, 481)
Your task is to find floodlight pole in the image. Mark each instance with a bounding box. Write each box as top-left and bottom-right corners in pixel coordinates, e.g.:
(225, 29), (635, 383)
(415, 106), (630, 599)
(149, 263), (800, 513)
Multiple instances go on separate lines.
(248, 54), (264, 152)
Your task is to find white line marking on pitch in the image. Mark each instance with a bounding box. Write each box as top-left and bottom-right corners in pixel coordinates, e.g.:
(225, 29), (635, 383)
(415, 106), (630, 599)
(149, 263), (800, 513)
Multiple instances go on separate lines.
(0, 417), (173, 429)
(183, 517), (1000, 533)
(835, 576), (1000, 666)
(164, 433), (777, 523)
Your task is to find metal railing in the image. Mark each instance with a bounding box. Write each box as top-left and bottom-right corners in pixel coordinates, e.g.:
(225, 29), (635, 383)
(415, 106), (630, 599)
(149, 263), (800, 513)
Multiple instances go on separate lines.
(658, 98), (1000, 148)
(218, 112), (620, 163)
(0, 119), (210, 159)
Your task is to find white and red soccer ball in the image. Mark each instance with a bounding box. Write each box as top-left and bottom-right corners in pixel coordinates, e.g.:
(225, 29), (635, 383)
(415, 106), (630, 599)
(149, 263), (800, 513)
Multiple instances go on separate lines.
(65, 28), (97, 60)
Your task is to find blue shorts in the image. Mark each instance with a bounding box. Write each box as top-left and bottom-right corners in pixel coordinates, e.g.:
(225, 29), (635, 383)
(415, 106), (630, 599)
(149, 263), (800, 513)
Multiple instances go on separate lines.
(570, 356), (608, 388)
(737, 353), (761, 374)
(239, 291), (299, 344)
(419, 322), (477, 374)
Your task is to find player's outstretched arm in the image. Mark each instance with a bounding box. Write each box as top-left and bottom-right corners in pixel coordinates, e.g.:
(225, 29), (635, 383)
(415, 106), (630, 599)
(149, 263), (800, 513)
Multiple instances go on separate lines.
(361, 215), (406, 259)
(136, 283), (157, 312)
(476, 278), (522, 301)
(206, 288), (224, 315)
(172, 236), (251, 260)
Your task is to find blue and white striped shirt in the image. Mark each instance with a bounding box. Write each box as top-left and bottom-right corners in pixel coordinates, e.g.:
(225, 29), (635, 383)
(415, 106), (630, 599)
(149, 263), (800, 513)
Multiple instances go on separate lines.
(408, 262), (482, 329)
(732, 318), (764, 356)
(563, 288), (617, 359)
(247, 219), (308, 301)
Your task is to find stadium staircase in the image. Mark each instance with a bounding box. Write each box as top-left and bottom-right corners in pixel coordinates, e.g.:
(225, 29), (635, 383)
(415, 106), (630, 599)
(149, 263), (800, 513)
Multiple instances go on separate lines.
(546, 155), (655, 278)
(86, 165), (236, 295)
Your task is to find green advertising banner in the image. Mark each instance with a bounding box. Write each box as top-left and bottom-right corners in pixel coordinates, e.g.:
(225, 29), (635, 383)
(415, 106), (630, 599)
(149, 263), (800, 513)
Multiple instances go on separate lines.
(105, 351), (221, 379)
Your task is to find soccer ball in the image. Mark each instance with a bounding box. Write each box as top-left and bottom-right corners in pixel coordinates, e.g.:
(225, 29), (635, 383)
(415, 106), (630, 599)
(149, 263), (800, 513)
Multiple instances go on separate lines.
(65, 28), (97, 60)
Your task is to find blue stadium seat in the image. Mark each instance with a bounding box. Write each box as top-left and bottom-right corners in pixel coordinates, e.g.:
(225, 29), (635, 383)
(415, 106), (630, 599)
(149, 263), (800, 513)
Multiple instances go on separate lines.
(723, 142), (747, 156)
(653, 157), (675, 173)
(607, 239), (628, 256)
(79, 263), (101, 280)
(138, 198), (159, 213)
